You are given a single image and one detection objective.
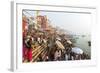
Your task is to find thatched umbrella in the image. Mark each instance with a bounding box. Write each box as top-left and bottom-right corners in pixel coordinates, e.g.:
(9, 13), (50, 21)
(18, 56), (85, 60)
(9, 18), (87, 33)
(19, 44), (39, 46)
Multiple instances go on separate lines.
(55, 40), (65, 50)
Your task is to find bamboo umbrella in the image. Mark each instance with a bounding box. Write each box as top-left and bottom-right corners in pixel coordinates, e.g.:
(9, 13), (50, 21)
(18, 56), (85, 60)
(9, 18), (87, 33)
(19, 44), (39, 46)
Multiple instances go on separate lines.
(55, 40), (65, 50)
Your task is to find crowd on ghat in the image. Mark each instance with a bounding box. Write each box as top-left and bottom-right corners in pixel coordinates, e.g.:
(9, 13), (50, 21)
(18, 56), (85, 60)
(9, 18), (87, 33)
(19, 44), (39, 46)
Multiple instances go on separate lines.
(22, 12), (90, 62)
(22, 26), (90, 62)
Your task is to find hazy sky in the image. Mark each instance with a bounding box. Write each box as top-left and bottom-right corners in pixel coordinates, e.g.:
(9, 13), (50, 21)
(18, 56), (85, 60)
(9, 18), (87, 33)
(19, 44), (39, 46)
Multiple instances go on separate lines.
(23, 10), (91, 35)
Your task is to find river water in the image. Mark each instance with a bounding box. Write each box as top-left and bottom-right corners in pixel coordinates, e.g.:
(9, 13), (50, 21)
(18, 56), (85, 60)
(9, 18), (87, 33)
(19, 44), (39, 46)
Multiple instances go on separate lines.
(73, 35), (91, 56)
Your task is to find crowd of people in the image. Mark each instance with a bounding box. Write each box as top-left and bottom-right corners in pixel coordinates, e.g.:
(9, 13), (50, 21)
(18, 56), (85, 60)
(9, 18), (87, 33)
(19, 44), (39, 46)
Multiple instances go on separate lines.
(22, 27), (90, 62)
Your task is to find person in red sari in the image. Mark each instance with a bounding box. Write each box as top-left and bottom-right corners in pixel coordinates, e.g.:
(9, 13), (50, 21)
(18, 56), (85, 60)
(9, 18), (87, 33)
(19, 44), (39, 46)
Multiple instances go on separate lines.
(25, 36), (33, 62)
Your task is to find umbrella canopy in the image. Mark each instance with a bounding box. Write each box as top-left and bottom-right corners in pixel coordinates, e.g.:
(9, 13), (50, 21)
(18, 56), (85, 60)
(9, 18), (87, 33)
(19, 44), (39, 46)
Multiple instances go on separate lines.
(55, 40), (65, 50)
(67, 40), (72, 44)
(71, 47), (83, 54)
